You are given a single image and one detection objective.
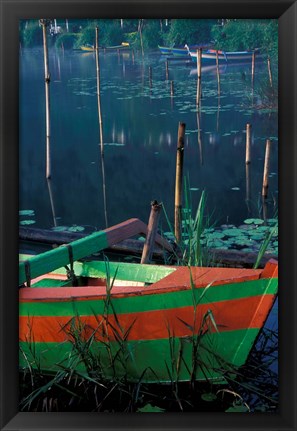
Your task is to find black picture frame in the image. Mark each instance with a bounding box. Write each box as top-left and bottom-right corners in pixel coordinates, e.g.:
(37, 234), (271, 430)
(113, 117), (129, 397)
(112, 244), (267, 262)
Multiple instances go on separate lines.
(1, 1), (296, 430)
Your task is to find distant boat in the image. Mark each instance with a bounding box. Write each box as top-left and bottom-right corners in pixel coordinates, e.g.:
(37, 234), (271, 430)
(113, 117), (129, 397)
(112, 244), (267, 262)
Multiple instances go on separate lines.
(186, 46), (262, 63)
(159, 44), (212, 56)
(79, 42), (130, 52)
(158, 45), (174, 55)
(103, 42), (130, 51)
(19, 219), (278, 384)
(80, 44), (95, 52)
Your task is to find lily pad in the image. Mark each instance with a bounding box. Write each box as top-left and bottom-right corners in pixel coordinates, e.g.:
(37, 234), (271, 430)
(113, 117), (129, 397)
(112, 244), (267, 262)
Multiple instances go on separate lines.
(19, 210), (35, 217)
(68, 226), (85, 232)
(51, 226), (68, 232)
(226, 405), (249, 413)
(222, 228), (245, 237)
(137, 403), (165, 413)
(20, 220), (36, 225)
(244, 218), (264, 225)
(201, 393), (217, 402)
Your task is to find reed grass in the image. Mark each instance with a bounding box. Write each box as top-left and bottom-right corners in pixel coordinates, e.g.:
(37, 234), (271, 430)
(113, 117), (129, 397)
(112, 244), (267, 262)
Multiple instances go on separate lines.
(253, 222), (278, 269)
(163, 179), (212, 267)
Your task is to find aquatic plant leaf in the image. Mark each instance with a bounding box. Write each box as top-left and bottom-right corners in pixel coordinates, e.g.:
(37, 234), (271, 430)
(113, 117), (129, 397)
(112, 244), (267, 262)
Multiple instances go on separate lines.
(20, 220), (36, 225)
(225, 405), (249, 413)
(201, 393), (217, 402)
(244, 218), (264, 225)
(222, 228), (245, 237)
(68, 226), (85, 232)
(19, 210), (35, 217)
(137, 403), (165, 413)
(51, 226), (68, 232)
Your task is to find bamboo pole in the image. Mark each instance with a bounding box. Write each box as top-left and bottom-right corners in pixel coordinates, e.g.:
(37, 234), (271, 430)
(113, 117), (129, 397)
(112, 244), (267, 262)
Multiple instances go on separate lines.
(165, 59), (169, 80)
(174, 122), (186, 243)
(245, 163), (251, 205)
(197, 111), (203, 166)
(40, 19), (51, 180)
(140, 201), (162, 264)
(95, 27), (108, 227)
(262, 139), (272, 198)
(95, 27), (104, 157)
(267, 56), (273, 87)
(251, 50), (255, 87)
(139, 19), (144, 57)
(196, 48), (202, 107)
(149, 66), (152, 87)
(46, 178), (57, 227)
(216, 50), (221, 97)
(262, 197), (268, 223)
(245, 123), (252, 164)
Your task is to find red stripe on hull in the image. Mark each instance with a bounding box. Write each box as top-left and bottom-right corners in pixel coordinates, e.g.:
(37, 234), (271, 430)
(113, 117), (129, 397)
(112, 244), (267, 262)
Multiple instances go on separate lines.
(19, 294), (275, 343)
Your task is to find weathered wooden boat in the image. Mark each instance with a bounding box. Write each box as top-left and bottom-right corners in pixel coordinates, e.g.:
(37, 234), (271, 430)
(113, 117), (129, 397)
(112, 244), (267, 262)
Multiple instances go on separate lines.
(79, 42), (130, 53)
(158, 45), (174, 55)
(80, 44), (95, 52)
(187, 47), (262, 63)
(103, 42), (130, 51)
(19, 223), (278, 384)
(159, 44), (210, 56)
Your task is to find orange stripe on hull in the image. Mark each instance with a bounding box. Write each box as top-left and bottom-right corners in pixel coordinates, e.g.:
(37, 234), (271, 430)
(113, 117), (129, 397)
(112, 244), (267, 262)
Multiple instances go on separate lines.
(19, 266), (265, 303)
(19, 294), (275, 343)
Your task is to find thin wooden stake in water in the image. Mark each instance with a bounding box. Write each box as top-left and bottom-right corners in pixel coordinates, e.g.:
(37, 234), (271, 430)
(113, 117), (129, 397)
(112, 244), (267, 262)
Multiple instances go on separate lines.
(196, 49), (202, 107)
(245, 163), (251, 208)
(149, 66), (152, 87)
(216, 50), (221, 97)
(95, 27), (108, 227)
(175, 122), (186, 244)
(47, 178), (57, 227)
(170, 80), (174, 97)
(141, 201), (162, 264)
(246, 123), (252, 164)
(95, 27), (104, 157)
(267, 56), (273, 87)
(197, 111), (203, 166)
(166, 59), (169, 80)
(262, 139), (272, 198)
(40, 19), (51, 179)
(251, 51), (256, 87)
(139, 19), (144, 57)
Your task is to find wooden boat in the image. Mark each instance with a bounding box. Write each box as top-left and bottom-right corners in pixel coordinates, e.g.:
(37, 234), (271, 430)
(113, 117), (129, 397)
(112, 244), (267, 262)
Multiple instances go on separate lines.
(19, 222), (278, 384)
(187, 46), (262, 63)
(158, 45), (174, 55)
(103, 42), (130, 51)
(159, 44), (210, 57)
(80, 42), (130, 52)
(80, 44), (95, 52)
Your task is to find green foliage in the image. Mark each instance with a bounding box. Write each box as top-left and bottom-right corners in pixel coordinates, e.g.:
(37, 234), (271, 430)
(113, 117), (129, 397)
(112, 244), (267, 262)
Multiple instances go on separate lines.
(142, 20), (162, 49)
(164, 19), (215, 46)
(100, 22), (124, 46)
(21, 20), (43, 47)
(74, 21), (124, 49)
(55, 33), (79, 49)
(211, 19), (278, 59)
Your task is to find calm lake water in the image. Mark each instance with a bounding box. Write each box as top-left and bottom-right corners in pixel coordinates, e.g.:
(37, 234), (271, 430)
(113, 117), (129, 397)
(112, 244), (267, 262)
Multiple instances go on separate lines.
(19, 48), (278, 231)
(19, 47), (278, 410)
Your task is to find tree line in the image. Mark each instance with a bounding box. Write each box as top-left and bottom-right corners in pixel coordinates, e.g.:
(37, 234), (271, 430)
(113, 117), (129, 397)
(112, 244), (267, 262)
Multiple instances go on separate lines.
(19, 19), (278, 59)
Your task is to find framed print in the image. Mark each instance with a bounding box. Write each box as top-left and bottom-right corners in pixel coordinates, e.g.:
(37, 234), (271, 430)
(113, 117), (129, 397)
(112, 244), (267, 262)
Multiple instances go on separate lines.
(0, 0), (296, 430)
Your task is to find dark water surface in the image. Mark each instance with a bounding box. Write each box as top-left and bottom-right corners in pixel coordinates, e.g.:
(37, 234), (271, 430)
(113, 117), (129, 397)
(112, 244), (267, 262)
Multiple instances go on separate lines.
(19, 48), (278, 231)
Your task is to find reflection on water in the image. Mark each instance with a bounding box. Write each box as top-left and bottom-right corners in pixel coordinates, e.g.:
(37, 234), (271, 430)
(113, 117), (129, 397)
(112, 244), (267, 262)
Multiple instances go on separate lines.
(19, 48), (278, 230)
